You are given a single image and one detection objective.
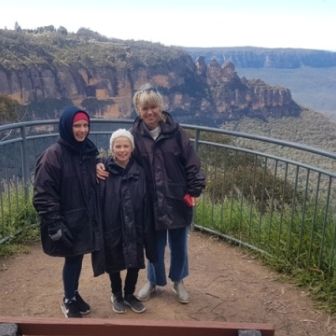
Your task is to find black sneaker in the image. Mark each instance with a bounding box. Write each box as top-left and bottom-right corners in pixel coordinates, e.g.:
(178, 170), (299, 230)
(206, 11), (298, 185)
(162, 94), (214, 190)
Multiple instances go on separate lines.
(124, 294), (146, 313)
(75, 291), (91, 315)
(111, 294), (126, 314)
(61, 298), (82, 318)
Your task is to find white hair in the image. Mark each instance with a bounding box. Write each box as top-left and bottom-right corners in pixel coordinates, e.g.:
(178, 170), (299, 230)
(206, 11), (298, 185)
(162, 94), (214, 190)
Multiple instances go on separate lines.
(109, 128), (134, 150)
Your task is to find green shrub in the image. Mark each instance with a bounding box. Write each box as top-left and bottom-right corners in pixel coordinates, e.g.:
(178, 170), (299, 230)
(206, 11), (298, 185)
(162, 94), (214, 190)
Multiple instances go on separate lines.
(0, 183), (38, 242)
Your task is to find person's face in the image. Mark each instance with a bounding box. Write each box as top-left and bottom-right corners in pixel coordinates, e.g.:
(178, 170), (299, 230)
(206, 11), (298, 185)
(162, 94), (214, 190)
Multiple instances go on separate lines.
(112, 137), (133, 166)
(72, 120), (89, 142)
(138, 104), (162, 129)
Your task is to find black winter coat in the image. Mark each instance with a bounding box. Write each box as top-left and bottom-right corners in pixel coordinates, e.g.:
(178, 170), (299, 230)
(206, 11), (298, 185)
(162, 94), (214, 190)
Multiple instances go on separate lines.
(93, 157), (155, 276)
(33, 138), (101, 257)
(131, 111), (206, 231)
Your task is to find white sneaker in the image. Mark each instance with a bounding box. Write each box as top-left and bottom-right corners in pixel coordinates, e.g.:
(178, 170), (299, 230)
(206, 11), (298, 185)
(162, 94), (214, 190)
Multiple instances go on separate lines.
(173, 281), (190, 304)
(136, 282), (156, 301)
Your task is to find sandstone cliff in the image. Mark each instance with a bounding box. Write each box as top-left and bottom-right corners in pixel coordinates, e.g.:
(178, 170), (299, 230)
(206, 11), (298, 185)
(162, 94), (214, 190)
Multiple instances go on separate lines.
(0, 28), (301, 125)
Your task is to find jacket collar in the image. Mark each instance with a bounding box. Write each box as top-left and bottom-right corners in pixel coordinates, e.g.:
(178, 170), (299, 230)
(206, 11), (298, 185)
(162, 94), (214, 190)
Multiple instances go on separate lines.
(105, 157), (139, 177)
(58, 137), (98, 157)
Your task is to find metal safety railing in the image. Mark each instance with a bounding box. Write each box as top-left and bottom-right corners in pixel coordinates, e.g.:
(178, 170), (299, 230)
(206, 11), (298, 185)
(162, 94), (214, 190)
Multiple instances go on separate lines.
(1, 119), (336, 275)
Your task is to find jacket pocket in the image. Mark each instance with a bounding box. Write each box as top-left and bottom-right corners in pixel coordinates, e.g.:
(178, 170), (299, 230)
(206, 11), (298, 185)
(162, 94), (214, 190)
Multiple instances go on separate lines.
(64, 208), (88, 235)
(40, 222), (71, 257)
(164, 182), (193, 227)
(165, 182), (186, 200)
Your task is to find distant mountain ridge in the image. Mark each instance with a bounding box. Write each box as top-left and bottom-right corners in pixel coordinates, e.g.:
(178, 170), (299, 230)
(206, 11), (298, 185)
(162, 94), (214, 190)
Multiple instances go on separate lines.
(183, 47), (336, 117)
(0, 27), (301, 125)
(185, 47), (336, 68)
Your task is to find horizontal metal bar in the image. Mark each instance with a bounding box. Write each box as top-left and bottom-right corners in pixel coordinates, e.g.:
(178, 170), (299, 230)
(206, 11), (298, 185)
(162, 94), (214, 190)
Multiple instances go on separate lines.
(1, 118), (335, 161)
(0, 118), (133, 132)
(0, 119), (59, 131)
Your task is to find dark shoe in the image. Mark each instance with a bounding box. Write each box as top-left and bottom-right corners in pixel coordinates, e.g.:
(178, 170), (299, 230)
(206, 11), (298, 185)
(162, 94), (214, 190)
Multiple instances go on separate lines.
(61, 298), (82, 318)
(136, 282), (156, 302)
(75, 291), (91, 315)
(173, 281), (190, 304)
(111, 294), (126, 314)
(124, 294), (146, 313)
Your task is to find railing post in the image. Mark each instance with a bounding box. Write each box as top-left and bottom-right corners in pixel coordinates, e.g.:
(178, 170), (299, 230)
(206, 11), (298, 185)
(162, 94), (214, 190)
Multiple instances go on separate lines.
(194, 129), (200, 153)
(20, 126), (29, 201)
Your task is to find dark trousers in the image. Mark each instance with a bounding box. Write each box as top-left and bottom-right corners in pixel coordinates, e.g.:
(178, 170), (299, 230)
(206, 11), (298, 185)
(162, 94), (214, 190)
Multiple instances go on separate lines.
(109, 268), (139, 297)
(63, 254), (84, 300)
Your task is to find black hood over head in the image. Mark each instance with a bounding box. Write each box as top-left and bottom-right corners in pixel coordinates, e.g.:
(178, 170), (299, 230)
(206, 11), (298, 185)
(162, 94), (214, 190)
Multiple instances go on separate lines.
(58, 106), (98, 156)
(59, 106), (90, 145)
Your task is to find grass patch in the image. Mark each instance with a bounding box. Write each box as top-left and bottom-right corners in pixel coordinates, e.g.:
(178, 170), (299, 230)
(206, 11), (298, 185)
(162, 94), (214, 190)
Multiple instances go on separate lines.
(0, 224), (39, 257)
(0, 182), (39, 257)
(195, 194), (336, 313)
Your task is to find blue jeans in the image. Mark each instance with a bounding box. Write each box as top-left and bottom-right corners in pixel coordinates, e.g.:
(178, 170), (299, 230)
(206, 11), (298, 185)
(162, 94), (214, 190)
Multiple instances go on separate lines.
(147, 226), (189, 286)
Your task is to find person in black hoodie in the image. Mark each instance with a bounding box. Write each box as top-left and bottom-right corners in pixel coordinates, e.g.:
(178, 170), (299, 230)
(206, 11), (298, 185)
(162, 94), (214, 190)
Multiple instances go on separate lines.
(33, 107), (101, 318)
(94, 129), (155, 314)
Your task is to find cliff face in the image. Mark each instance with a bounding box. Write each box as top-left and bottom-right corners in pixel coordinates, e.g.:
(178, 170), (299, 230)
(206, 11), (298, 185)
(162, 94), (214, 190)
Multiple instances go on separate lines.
(0, 29), (301, 125)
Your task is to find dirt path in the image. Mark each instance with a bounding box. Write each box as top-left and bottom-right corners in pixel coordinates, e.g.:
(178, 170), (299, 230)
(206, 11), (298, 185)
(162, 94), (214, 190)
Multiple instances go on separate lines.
(1, 231), (335, 335)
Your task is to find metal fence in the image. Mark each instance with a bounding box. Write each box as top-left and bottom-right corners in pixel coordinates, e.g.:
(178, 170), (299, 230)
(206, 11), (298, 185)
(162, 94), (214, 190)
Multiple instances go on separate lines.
(1, 119), (336, 274)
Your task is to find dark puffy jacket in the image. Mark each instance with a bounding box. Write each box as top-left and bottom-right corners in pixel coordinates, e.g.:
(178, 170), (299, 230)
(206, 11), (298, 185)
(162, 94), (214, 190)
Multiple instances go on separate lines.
(33, 107), (101, 257)
(93, 157), (155, 276)
(131, 111), (206, 231)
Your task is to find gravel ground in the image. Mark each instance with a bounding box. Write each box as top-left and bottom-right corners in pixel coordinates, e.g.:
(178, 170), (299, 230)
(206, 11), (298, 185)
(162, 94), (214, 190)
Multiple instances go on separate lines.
(1, 230), (336, 336)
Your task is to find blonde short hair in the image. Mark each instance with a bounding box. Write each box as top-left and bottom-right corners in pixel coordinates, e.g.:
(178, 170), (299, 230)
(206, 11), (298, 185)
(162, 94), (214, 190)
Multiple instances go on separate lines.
(133, 83), (165, 115)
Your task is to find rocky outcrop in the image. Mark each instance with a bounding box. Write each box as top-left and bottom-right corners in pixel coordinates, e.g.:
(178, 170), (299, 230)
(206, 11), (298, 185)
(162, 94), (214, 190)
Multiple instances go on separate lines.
(196, 58), (300, 121)
(0, 29), (302, 125)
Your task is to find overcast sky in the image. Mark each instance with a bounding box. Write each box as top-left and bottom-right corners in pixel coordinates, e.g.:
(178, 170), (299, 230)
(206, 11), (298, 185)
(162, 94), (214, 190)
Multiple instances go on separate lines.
(2, 0), (335, 51)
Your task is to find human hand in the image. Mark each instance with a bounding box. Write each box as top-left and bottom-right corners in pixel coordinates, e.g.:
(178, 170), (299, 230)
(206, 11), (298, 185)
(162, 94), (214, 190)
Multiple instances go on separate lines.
(183, 194), (196, 207)
(96, 163), (109, 180)
(48, 224), (73, 248)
